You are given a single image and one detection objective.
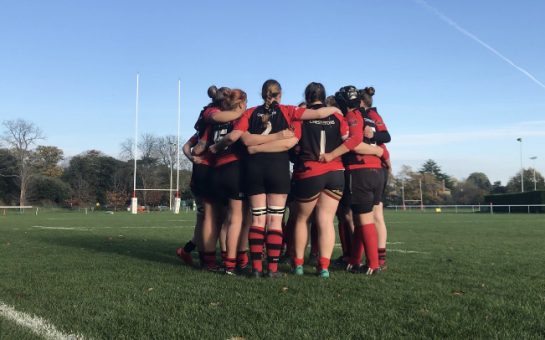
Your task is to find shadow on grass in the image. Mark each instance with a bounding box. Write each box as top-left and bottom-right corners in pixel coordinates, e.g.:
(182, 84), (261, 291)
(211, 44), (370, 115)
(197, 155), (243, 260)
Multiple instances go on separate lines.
(34, 233), (187, 267)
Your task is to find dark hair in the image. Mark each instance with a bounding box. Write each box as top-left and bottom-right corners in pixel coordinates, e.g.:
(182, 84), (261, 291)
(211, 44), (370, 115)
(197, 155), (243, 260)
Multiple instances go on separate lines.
(304, 82), (326, 106)
(208, 85), (231, 107)
(221, 89), (247, 110)
(261, 79), (282, 101)
(325, 95), (338, 108)
(359, 86), (375, 108)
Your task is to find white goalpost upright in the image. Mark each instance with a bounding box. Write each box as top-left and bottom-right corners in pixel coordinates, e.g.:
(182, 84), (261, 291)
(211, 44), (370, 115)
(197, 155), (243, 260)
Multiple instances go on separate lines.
(130, 74), (182, 214)
(174, 79), (182, 214)
(131, 73), (140, 214)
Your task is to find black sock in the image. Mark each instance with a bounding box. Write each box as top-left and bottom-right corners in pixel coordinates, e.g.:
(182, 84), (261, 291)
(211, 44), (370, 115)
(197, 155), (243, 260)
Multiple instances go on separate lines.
(183, 240), (196, 253)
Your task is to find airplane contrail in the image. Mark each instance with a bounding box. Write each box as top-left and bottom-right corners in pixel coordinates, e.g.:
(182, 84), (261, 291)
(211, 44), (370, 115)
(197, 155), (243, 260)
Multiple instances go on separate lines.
(415, 0), (545, 90)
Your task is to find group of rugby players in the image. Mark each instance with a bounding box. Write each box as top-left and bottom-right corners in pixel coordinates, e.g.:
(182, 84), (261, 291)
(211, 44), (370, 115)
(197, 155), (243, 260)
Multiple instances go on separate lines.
(176, 79), (391, 279)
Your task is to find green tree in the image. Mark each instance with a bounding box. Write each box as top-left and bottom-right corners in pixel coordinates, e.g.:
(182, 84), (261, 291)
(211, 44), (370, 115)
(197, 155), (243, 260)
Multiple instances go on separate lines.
(419, 159), (453, 190)
(506, 168), (545, 193)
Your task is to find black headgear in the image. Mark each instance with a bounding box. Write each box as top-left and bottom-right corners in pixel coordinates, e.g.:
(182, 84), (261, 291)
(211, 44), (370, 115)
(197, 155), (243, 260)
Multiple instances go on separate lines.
(335, 85), (360, 114)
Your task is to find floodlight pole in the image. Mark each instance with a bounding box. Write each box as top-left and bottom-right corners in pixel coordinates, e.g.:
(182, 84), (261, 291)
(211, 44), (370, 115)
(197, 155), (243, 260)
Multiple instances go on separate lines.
(530, 156), (537, 191)
(517, 138), (524, 192)
(131, 73), (140, 214)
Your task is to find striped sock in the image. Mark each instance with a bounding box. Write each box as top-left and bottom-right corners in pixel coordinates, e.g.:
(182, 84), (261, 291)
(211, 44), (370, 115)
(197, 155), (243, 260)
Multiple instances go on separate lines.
(378, 248), (386, 267)
(266, 229), (283, 273)
(249, 226), (265, 272)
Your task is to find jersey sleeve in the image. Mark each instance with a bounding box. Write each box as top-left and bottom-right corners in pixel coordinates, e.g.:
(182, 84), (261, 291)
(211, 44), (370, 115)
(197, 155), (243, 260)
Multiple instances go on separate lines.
(369, 110), (388, 132)
(233, 108), (252, 132)
(342, 111), (363, 151)
(289, 105), (307, 121)
(291, 120), (302, 140)
(334, 113), (349, 140)
(203, 107), (220, 122)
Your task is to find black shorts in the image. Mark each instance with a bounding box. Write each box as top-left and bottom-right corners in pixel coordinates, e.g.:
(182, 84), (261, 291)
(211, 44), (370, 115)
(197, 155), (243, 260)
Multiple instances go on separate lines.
(244, 154), (291, 196)
(190, 163), (212, 198)
(211, 161), (244, 203)
(349, 168), (384, 214)
(293, 171), (345, 202)
(381, 168), (389, 203)
(339, 170), (352, 208)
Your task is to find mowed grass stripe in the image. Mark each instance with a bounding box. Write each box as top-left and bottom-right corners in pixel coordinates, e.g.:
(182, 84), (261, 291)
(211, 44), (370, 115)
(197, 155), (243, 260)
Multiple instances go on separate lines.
(1, 212), (544, 339)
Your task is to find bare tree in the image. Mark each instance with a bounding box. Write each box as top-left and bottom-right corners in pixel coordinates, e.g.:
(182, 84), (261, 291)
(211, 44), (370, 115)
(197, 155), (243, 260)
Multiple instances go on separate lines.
(1, 119), (45, 205)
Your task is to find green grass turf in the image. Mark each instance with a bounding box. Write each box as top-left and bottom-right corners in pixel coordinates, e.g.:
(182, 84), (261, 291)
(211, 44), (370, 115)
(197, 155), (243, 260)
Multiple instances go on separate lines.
(1, 210), (544, 339)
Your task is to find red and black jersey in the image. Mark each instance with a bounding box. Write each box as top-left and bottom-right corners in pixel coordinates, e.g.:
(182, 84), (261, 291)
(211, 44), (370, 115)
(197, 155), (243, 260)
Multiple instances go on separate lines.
(234, 103), (305, 160)
(291, 104), (348, 179)
(234, 103), (304, 135)
(366, 107), (391, 167)
(342, 109), (382, 170)
(202, 107), (242, 167)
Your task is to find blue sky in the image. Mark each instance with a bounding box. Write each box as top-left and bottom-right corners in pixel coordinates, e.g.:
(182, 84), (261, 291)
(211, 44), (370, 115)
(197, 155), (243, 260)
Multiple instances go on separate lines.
(1, 0), (544, 184)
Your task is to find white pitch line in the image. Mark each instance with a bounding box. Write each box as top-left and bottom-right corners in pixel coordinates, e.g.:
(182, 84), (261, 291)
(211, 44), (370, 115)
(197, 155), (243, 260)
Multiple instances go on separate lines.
(0, 302), (85, 340)
(333, 244), (428, 254)
(32, 226), (77, 230)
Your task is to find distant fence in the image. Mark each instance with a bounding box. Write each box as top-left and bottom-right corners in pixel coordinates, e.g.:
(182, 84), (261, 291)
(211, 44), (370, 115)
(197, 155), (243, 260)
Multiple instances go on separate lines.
(386, 204), (545, 214)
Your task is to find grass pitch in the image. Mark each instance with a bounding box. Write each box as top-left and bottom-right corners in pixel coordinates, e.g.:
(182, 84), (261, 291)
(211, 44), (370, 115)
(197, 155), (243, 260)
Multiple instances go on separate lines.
(1, 210), (544, 339)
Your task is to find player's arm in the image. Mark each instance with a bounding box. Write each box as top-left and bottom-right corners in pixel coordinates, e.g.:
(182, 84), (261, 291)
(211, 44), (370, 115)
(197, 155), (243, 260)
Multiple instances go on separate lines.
(241, 129), (294, 146)
(208, 108), (245, 123)
(319, 111), (364, 163)
(353, 143), (384, 157)
(182, 134), (204, 164)
(295, 106), (340, 120)
(210, 129), (244, 154)
(247, 137), (299, 154)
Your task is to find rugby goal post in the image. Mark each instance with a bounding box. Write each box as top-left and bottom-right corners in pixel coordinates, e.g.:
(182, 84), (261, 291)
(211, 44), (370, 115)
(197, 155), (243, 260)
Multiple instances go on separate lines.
(130, 75), (182, 214)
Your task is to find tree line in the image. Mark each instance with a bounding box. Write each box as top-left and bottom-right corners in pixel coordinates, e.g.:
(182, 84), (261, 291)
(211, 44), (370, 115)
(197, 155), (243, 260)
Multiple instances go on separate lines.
(0, 119), (192, 210)
(1, 119), (543, 208)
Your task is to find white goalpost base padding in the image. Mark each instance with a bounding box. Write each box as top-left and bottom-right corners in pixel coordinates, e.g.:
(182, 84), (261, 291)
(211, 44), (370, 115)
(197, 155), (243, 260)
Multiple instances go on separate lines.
(174, 197), (181, 214)
(131, 197), (138, 214)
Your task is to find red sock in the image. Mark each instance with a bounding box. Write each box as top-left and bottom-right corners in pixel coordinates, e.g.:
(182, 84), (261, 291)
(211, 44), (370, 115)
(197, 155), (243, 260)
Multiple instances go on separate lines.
(362, 223), (379, 269)
(203, 251), (216, 269)
(237, 250), (249, 268)
(318, 257), (330, 271)
(349, 225), (364, 266)
(249, 226), (265, 272)
(266, 229), (283, 273)
(378, 248), (386, 267)
(310, 222), (318, 256)
(294, 258), (304, 267)
(224, 257), (236, 271)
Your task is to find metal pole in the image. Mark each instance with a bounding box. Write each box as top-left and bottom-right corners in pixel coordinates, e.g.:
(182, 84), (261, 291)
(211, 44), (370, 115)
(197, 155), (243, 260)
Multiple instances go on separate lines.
(133, 73), (139, 197)
(169, 145), (173, 211)
(419, 178), (424, 211)
(517, 138), (523, 192)
(530, 156), (537, 190)
(176, 79), (181, 197)
(402, 179), (406, 211)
